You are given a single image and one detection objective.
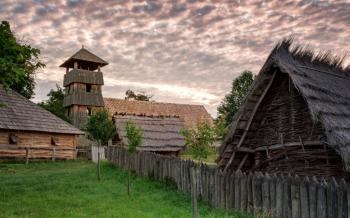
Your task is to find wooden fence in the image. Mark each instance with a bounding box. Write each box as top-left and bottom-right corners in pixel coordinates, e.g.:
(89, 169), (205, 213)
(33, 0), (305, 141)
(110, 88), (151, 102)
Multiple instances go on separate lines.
(0, 145), (76, 163)
(107, 146), (350, 218)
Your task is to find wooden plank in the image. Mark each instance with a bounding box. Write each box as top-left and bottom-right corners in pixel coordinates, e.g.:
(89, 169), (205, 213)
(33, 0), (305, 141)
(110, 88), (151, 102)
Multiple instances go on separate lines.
(309, 176), (318, 218)
(269, 173), (277, 217)
(317, 179), (327, 218)
(237, 154), (249, 170)
(190, 167), (198, 218)
(291, 175), (301, 218)
(300, 176), (310, 218)
(283, 174), (292, 218)
(247, 173), (254, 215)
(338, 179), (348, 218)
(276, 174), (284, 218)
(327, 177), (338, 218)
(234, 170), (242, 210)
(253, 172), (263, 214)
(240, 172), (248, 212)
(262, 173), (270, 214)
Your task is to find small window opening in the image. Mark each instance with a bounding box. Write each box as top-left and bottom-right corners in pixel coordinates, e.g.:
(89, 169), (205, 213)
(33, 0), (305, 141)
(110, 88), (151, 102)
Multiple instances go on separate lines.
(51, 136), (60, 146)
(9, 134), (18, 145)
(87, 107), (92, 116)
(86, 84), (92, 93)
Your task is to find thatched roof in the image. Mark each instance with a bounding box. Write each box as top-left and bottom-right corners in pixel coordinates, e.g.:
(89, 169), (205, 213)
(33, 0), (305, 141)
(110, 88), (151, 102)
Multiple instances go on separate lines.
(114, 114), (185, 152)
(104, 98), (213, 128)
(60, 47), (108, 70)
(0, 86), (83, 135)
(219, 38), (350, 170)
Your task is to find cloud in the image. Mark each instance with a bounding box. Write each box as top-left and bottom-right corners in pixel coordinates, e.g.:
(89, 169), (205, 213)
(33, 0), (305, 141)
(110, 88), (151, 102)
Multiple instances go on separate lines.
(2, 0), (350, 117)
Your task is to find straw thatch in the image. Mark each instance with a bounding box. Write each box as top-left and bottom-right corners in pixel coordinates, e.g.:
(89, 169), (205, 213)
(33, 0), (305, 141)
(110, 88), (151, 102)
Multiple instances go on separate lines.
(218, 38), (350, 177)
(114, 114), (185, 154)
(104, 98), (213, 128)
(0, 85), (83, 135)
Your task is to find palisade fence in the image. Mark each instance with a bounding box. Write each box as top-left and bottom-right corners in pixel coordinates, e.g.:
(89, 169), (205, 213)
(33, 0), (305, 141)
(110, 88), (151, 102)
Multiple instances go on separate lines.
(106, 146), (350, 218)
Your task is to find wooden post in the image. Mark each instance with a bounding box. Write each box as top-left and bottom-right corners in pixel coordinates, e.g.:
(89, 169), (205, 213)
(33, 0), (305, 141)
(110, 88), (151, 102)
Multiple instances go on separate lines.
(97, 141), (101, 181)
(52, 147), (56, 162)
(190, 167), (199, 218)
(25, 147), (29, 164)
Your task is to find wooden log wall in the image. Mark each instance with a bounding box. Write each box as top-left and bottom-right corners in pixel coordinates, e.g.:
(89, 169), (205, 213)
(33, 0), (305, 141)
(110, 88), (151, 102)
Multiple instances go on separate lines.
(107, 146), (350, 218)
(0, 131), (76, 160)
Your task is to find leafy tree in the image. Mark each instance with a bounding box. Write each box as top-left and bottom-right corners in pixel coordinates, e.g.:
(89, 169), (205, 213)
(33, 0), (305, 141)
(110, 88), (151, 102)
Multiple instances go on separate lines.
(38, 85), (69, 122)
(0, 21), (45, 98)
(217, 70), (254, 127)
(125, 120), (143, 196)
(181, 123), (217, 161)
(86, 109), (116, 180)
(125, 89), (153, 101)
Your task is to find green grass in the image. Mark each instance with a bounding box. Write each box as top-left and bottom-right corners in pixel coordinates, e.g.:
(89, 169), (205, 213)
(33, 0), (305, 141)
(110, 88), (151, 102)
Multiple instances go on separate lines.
(0, 161), (250, 218)
(181, 152), (218, 165)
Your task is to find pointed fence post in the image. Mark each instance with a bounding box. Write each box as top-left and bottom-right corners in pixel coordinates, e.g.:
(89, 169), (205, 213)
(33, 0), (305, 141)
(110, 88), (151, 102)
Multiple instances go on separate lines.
(190, 166), (199, 218)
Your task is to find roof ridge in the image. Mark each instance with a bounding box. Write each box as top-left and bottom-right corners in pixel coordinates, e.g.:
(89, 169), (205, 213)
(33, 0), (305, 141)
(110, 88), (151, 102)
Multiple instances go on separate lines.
(104, 97), (206, 107)
(275, 38), (350, 76)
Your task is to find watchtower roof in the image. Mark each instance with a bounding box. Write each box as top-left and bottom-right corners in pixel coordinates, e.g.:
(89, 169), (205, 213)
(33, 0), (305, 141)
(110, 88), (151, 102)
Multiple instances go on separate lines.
(59, 47), (108, 70)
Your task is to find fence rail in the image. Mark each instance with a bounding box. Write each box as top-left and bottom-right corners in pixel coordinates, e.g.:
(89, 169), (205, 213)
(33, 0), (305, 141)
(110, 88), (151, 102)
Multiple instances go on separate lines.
(0, 145), (75, 163)
(107, 146), (350, 218)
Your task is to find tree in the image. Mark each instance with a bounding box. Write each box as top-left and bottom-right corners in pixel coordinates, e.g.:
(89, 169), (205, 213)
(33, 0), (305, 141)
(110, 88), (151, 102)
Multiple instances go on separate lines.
(125, 89), (152, 101)
(125, 120), (143, 196)
(86, 109), (116, 180)
(0, 21), (45, 99)
(38, 85), (69, 122)
(181, 122), (217, 161)
(217, 70), (254, 127)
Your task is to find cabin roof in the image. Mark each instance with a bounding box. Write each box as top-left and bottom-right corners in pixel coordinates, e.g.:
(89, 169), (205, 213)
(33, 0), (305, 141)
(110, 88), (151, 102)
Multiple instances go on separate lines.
(114, 114), (185, 152)
(104, 98), (213, 128)
(219, 38), (350, 170)
(0, 86), (83, 135)
(59, 47), (108, 69)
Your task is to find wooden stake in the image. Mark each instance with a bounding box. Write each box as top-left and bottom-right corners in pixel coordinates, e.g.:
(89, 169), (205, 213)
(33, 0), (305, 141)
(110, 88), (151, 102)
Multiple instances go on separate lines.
(237, 154), (248, 170)
(190, 167), (199, 218)
(25, 147), (29, 164)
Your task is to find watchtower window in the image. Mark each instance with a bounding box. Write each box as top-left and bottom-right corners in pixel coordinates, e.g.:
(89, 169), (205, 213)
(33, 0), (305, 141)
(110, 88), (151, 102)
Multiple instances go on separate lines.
(87, 107), (92, 116)
(86, 84), (92, 93)
(9, 134), (18, 145)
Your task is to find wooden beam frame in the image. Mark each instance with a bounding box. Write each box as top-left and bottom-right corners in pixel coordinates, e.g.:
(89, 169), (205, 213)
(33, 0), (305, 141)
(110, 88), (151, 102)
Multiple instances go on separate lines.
(223, 71), (277, 172)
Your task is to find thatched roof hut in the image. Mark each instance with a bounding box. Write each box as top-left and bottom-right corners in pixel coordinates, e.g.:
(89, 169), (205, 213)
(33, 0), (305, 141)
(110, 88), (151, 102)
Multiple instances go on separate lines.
(217, 39), (350, 178)
(113, 114), (185, 156)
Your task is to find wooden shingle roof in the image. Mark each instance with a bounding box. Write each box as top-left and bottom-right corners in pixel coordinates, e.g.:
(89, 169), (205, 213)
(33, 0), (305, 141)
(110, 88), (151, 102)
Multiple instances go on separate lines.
(114, 115), (185, 152)
(60, 47), (108, 70)
(0, 86), (83, 135)
(104, 98), (213, 128)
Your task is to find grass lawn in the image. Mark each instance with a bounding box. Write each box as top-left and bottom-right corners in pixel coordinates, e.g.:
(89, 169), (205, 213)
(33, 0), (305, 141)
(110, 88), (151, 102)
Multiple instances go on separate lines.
(0, 161), (250, 218)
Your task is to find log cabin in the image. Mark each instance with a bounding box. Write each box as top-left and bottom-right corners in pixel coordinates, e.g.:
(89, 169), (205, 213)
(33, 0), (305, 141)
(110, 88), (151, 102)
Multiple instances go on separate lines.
(0, 86), (83, 160)
(217, 39), (350, 178)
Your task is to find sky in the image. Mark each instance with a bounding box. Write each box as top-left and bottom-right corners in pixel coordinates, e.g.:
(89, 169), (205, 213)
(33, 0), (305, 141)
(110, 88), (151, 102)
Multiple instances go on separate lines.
(1, 0), (350, 117)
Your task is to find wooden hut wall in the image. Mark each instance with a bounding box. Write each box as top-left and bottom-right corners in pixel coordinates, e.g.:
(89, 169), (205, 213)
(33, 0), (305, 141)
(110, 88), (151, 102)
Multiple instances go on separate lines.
(243, 72), (325, 148)
(0, 130), (76, 159)
(237, 71), (346, 178)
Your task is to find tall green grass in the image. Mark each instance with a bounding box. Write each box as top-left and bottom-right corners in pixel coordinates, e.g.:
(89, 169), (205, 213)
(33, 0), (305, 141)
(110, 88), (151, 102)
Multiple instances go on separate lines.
(0, 161), (250, 218)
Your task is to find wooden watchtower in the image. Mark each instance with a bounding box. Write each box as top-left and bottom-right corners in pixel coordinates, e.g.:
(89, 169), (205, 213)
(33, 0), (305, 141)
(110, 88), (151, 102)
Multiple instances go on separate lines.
(60, 47), (108, 129)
